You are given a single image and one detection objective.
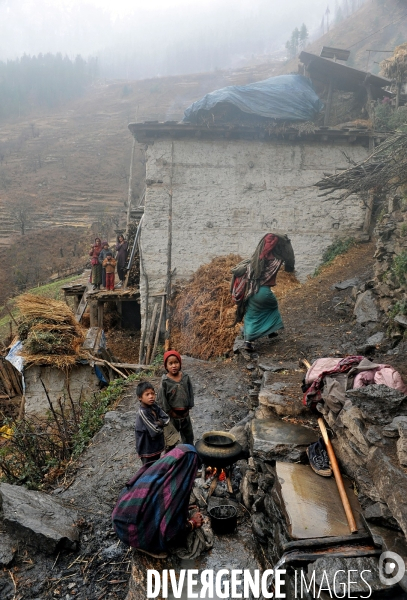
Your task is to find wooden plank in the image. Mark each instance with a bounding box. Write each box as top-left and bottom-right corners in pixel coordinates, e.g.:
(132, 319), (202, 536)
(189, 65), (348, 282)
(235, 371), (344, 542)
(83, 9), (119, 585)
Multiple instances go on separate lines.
(145, 302), (159, 365)
(75, 281), (93, 322)
(151, 295), (166, 364)
(4, 361), (23, 396)
(0, 361), (14, 397)
(82, 327), (101, 351)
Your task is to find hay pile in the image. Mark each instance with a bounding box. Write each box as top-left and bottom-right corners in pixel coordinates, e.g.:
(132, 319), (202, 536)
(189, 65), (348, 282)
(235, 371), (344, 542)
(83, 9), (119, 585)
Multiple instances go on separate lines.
(171, 256), (301, 360)
(16, 294), (85, 367)
(170, 255), (242, 360)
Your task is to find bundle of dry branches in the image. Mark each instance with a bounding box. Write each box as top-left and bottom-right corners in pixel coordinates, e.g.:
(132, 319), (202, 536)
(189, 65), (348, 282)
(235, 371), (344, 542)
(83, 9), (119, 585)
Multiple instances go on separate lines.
(170, 255), (300, 360)
(315, 132), (407, 199)
(15, 294), (85, 367)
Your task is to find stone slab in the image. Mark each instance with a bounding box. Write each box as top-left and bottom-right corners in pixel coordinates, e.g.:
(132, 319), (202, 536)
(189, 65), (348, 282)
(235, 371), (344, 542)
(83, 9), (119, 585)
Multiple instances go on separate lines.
(0, 483), (79, 554)
(250, 417), (317, 462)
(275, 462), (365, 540)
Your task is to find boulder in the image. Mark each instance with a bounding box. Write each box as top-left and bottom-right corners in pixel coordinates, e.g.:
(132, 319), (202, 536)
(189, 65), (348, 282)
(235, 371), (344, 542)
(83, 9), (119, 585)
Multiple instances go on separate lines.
(346, 385), (407, 425)
(0, 483), (79, 554)
(353, 290), (379, 325)
(364, 502), (400, 530)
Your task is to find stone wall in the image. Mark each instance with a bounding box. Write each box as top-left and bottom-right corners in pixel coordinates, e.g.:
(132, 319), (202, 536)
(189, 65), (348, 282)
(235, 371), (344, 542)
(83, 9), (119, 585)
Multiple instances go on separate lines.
(374, 192), (407, 342)
(139, 137), (370, 328)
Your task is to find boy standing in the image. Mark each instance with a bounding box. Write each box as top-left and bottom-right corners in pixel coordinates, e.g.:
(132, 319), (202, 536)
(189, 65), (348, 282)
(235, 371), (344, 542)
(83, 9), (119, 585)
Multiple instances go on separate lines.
(158, 350), (194, 449)
(102, 251), (117, 291)
(135, 381), (169, 465)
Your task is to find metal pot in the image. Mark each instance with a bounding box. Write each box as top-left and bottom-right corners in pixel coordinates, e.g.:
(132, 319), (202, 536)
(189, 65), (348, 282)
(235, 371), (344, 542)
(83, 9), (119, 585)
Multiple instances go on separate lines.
(195, 430), (242, 468)
(208, 505), (237, 534)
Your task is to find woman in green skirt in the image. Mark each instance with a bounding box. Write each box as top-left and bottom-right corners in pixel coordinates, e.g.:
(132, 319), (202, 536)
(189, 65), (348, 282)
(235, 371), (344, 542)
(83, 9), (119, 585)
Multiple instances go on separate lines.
(231, 233), (295, 351)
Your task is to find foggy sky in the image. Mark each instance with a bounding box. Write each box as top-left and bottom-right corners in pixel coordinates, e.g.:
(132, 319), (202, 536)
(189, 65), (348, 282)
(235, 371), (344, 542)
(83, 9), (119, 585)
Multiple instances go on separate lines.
(1, 0), (348, 78)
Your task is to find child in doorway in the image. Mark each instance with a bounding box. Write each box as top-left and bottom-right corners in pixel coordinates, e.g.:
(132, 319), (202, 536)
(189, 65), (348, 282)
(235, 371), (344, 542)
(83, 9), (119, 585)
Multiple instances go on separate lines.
(102, 251), (117, 291)
(157, 350), (194, 449)
(135, 381), (170, 465)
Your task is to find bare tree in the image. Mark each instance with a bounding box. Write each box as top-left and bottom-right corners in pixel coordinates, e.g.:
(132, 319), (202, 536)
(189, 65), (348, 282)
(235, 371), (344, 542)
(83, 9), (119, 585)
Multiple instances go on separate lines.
(9, 199), (34, 235)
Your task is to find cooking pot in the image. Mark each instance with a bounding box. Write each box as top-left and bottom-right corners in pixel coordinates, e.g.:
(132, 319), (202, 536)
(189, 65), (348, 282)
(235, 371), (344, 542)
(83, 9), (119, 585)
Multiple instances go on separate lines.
(195, 430), (242, 468)
(208, 504), (237, 534)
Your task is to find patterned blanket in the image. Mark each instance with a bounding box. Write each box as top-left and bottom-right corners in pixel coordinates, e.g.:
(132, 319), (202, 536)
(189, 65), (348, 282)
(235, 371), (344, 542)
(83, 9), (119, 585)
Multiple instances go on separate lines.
(112, 444), (199, 552)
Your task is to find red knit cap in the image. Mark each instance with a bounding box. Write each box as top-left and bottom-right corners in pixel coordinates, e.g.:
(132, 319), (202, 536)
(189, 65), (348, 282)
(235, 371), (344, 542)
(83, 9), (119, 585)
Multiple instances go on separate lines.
(163, 350), (182, 369)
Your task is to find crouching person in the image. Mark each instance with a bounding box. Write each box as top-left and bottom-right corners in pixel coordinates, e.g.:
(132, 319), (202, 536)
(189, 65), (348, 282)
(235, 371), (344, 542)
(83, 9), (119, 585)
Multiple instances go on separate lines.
(135, 381), (169, 466)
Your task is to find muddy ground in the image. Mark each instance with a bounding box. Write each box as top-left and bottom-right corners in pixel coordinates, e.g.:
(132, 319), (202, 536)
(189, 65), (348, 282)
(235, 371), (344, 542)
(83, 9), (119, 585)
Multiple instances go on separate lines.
(1, 240), (404, 599)
(0, 357), (252, 600)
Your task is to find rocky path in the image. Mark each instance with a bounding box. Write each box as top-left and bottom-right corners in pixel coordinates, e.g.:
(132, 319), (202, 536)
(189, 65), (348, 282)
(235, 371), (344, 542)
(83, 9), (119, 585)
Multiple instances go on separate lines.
(0, 357), (252, 600)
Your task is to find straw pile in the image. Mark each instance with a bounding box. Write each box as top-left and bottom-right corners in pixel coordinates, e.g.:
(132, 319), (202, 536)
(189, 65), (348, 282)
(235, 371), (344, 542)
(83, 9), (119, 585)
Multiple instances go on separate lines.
(171, 256), (301, 360)
(16, 294), (86, 368)
(170, 255), (242, 360)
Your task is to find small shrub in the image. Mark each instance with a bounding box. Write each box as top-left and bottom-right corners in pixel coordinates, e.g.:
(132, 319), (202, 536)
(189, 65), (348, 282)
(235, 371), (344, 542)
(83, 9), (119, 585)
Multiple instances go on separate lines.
(392, 251), (407, 285)
(0, 371), (153, 489)
(314, 238), (356, 276)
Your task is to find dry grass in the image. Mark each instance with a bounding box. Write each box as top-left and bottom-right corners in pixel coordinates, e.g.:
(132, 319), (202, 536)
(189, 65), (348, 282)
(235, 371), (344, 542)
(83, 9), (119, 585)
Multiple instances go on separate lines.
(171, 254), (242, 360)
(15, 294), (85, 367)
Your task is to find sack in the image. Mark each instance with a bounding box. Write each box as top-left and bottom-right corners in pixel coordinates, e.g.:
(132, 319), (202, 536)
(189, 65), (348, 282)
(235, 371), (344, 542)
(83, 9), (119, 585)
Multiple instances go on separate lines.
(232, 274), (247, 303)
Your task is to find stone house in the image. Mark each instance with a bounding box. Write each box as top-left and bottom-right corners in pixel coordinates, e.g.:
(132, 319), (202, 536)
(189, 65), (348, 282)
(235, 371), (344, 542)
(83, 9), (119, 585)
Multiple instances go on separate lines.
(129, 121), (382, 340)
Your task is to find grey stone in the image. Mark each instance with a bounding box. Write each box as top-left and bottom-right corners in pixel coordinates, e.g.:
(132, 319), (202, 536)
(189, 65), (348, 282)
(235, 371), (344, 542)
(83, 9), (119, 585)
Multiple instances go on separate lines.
(308, 556), (396, 595)
(0, 483), (79, 554)
(346, 385), (407, 425)
(233, 337), (246, 353)
(337, 405), (370, 453)
(0, 532), (16, 567)
(364, 502), (400, 530)
(250, 417), (317, 462)
(258, 361), (297, 372)
(104, 410), (137, 429)
(366, 331), (385, 346)
(397, 422), (407, 467)
(258, 388), (306, 417)
(353, 290), (379, 324)
(101, 544), (125, 560)
(367, 446), (407, 536)
(332, 277), (360, 290)
(383, 416), (407, 438)
(228, 424), (249, 456)
(395, 314), (407, 328)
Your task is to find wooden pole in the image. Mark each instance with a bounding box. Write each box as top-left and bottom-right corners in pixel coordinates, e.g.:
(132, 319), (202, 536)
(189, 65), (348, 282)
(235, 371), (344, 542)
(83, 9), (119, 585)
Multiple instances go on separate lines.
(151, 294), (166, 364)
(145, 302), (159, 365)
(318, 418), (358, 533)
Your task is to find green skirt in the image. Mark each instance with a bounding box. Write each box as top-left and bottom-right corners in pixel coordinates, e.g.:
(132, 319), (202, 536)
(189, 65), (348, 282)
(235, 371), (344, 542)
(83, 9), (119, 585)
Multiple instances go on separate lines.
(243, 286), (283, 342)
(91, 263), (102, 285)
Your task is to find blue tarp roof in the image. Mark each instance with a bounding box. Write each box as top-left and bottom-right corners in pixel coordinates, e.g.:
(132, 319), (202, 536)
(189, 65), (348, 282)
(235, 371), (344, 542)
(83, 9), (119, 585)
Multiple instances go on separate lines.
(183, 74), (323, 123)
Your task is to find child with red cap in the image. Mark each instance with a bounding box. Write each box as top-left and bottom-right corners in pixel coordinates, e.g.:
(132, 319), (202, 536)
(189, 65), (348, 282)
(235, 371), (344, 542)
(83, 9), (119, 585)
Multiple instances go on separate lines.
(157, 350), (194, 449)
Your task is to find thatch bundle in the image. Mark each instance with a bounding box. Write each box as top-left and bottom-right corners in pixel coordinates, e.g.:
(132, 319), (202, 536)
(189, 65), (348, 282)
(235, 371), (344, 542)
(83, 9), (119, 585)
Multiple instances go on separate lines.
(170, 255), (242, 360)
(15, 295), (85, 367)
(170, 255), (300, 360)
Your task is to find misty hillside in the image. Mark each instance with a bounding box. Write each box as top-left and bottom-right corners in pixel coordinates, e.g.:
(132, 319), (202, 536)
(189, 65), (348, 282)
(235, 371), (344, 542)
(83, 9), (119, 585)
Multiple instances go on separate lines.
(284, 0), (407, 74)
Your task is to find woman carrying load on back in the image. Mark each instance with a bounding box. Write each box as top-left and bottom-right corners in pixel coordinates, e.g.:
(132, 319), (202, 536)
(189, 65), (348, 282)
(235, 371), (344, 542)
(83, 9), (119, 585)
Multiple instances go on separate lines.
(231, 233), (295, 352)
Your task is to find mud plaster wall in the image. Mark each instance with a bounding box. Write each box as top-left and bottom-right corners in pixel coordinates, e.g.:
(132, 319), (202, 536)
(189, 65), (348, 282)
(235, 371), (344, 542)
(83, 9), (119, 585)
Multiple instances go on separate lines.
(24, 365), (100, 416)
(139, 138), (369, 317)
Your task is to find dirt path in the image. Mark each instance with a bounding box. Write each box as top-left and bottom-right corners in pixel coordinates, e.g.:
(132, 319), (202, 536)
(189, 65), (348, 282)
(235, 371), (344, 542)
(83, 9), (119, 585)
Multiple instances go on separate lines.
(0, 357), (252, 600)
